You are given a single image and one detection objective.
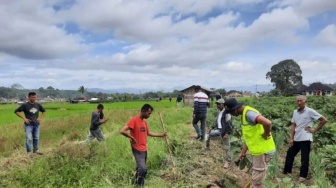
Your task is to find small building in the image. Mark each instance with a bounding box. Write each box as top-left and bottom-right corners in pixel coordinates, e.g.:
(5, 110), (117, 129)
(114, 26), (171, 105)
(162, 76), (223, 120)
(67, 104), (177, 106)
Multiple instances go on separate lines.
(243, 91), (253, 97)
(71, 96), (88, 103)
(305, 82), (333, 96)
(227, 90), (243, 98)
(291, 84), (308, 96)
(180, 85), (213, 106)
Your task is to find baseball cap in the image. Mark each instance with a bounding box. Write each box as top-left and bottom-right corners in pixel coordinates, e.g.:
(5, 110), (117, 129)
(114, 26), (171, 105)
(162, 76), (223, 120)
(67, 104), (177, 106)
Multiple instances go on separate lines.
(224, 98), (243, 113)
(216, 99), (225, 104)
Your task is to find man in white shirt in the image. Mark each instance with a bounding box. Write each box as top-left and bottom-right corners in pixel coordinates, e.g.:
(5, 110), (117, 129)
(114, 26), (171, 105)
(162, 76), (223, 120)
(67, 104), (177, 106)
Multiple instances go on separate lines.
(283, 95), (327, 182)
(205, 99), (232, 168)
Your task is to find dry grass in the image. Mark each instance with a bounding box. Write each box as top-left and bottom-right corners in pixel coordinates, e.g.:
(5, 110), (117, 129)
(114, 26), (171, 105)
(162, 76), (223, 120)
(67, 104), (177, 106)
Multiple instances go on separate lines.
(156, 124), (249, 188)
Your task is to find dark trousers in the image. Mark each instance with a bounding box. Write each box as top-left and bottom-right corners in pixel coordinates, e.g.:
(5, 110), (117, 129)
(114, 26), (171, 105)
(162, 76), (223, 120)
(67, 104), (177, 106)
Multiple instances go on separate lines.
(192, 114), (207, 140)
(283, 141), (311, 178)
(132, 147), (147, 186)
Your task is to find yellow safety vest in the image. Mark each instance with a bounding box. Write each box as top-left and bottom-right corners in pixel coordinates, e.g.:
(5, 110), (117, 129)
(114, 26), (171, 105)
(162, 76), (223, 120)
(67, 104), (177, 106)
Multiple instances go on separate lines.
(241, 106), (276, 156)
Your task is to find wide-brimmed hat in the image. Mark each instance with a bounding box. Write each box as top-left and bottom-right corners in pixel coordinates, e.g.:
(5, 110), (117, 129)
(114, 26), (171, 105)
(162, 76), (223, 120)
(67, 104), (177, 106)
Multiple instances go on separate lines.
(224, 98), (243, 113)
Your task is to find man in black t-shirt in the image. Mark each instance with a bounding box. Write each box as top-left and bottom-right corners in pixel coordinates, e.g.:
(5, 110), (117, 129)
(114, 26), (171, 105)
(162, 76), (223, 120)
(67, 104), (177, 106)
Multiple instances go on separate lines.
(15, 92), (46, 158)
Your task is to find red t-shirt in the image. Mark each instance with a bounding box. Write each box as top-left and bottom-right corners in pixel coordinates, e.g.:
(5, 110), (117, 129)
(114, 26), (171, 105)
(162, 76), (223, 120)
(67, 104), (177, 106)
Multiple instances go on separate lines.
(127, 116), (149, 151)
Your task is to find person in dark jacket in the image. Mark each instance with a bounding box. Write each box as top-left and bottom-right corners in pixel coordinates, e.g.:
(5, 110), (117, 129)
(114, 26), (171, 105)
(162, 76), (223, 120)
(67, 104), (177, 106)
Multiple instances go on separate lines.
(205, 98), (232, 168)
(85, 104), (108, 143)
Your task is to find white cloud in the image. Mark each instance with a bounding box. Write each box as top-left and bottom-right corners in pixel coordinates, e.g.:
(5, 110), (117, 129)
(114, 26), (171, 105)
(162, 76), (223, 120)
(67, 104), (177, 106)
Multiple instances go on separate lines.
(0, 0), (335, 91)
(298, 60), (336, 84)
(248, 7), (308, 40)
(269, 0), (336, 18)
(316, 25), (336, 46)
(0, 0), (87, 59)
(295, 0), (336, 18)
(222, 61), (254, 72)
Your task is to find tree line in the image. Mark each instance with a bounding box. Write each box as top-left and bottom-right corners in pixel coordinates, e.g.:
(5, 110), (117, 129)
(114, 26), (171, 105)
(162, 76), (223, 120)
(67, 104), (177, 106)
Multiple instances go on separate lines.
(0, 85), (186, 102)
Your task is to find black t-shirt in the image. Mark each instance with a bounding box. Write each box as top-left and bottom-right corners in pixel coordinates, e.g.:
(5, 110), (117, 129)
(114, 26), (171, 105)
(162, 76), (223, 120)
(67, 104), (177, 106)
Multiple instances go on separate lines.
(177, 96), (182, 102)
(14, 102), (46, 125)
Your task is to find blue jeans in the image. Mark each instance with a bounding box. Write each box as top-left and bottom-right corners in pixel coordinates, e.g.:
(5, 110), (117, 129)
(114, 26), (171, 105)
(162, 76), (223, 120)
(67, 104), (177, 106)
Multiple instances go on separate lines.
(25, 124), (40, 153)
(193, 114), (207, 140)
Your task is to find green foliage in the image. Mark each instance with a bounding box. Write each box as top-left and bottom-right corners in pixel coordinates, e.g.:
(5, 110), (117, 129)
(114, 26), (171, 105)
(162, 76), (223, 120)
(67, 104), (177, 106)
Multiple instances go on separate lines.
(265, 177), (297, 188)
(268, 88), (282, 97)
(314, 124), (336, 148)
(315, 145), (336, 184)
(266, 59), (303, 96)
(267, 130), (287, 180)
(310, 152), (334, 188)
(238, 157), (251, 170)
(206, 106), (218, 127)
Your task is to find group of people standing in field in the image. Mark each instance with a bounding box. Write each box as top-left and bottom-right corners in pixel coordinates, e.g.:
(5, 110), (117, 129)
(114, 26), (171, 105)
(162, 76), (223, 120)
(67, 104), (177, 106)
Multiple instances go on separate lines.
(192, 85), (327, 188)
(14, 89), (328, 187)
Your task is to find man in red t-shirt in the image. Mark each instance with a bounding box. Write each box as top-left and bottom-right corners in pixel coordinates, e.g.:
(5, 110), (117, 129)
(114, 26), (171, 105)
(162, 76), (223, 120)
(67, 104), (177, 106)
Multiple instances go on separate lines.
(120, 104), (166, 187)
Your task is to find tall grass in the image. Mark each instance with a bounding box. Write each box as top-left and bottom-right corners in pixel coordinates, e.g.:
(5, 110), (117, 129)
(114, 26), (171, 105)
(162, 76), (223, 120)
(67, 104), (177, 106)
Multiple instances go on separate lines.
(0, 100), (176, 154)
(0, 101), (198, 188)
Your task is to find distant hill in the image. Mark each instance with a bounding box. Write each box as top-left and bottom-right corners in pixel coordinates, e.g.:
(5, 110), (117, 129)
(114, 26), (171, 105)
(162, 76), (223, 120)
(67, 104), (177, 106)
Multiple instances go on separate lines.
(87, 88), (143, 94)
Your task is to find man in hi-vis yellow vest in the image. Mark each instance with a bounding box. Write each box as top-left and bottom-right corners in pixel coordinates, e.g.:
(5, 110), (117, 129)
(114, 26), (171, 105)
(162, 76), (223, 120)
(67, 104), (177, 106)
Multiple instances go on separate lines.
(224, 98), (276, 188)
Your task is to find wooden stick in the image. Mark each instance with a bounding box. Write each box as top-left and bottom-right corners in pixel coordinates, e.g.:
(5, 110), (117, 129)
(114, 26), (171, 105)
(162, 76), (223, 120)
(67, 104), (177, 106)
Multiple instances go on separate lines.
(158, 112), (176, 167)
(243, 179), (251, 188)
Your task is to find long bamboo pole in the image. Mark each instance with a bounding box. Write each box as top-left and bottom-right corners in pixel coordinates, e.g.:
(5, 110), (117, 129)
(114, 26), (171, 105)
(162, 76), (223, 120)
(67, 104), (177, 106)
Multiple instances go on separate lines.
(158, 112), (176, 167)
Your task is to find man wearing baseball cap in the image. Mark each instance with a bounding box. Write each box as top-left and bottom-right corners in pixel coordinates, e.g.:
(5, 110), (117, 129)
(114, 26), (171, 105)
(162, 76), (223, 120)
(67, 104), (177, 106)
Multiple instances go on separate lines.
(206, 98), (233, 169)
(224, 98), (276, 188)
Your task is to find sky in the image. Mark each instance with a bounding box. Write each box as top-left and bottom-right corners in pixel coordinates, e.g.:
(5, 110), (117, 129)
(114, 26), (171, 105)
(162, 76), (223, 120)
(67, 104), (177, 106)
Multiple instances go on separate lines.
(1, 0), (336, 92)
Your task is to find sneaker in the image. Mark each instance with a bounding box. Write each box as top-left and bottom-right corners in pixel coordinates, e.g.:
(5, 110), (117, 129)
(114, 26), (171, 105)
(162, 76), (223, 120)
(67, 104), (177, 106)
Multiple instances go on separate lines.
(195, 135), (201, 140)
(33, 150), (43, 155)
(223, 162), (230, 169)
(298, 177), (306, 182)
